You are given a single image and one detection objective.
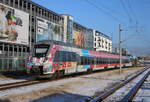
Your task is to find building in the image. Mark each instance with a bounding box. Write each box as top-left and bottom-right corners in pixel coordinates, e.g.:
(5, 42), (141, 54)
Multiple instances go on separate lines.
(62, 14), (73, 43)
(114, 48), (130, 56)
(0, 0), (64, 71)
(73, 22), (94, 49)
(0, 0), (111, 72)
(63, 14), (94, 50)
(94, 30), (112, 52)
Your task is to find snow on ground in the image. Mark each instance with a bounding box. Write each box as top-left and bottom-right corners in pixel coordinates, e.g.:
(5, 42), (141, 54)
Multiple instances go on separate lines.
(103, 68), (150, 102)
(133, 73), (150, 102)
(0, 67), (144, 102)
(0, 75), (35, 84)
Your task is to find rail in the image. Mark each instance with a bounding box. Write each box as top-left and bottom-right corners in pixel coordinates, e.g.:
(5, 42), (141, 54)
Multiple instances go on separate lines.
(90, 67), (149, 102)
(120, 70), (150, 102)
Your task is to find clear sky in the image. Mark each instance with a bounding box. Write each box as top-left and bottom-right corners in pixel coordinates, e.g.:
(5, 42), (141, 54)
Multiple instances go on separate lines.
(31, 0), (150, 56)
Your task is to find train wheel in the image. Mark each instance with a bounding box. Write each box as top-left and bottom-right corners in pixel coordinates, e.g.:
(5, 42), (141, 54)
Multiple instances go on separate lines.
(51, 70), (64, 79)
(51, 71), (58, 79)
(87, 68), (93, 74)
(104, 67), (108, 70)
(59, 70), (65, 78)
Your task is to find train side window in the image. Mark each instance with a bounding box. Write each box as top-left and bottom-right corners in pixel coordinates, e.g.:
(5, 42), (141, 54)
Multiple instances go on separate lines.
(101, 58), (103, 64)
(117, 59), (119, 63)
(94, 58), (96, 64)
(84, 57), (88, 65)
(109, 59), (111, 64)
(115, 59), (117, 64)
(96, 58), (99, 64)
(99, 58), (101, 64)
(91, 57), (94, 64)
(71, 53), (77, 62)
(87, 57), (90, 64)
(104, 59), (106, 64)
(54, 51), (61, 62)
(103, 58), (106, 64)
(81, 57), (84, 65)
(105, 58), (107, 64)
(55, 51), (77, 62)
(62, 52), (67, 62)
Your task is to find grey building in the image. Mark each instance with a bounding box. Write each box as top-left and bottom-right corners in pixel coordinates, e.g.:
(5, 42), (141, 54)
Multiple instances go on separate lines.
(0, 0), (111, 72)
(0, 0), (64, 72)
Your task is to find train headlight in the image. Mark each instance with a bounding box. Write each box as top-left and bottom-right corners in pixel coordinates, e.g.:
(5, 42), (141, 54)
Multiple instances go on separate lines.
(44, 57), (48, 62)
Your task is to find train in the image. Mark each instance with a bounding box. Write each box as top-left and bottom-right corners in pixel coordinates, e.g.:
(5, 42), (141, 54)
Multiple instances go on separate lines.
(27, 40), (132, 78)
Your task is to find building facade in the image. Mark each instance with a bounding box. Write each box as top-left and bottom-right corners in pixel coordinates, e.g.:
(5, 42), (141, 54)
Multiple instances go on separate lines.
(0, 0), (111, 72)
(94, 30), (112, 52)
(114, 48), (130, 56)
(72, 22), (94, 50)
(0, 0), (64, 72)
(62, 14), (73, 43)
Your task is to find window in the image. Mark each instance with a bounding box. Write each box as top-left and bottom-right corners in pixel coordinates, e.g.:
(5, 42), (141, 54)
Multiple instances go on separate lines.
(54, 51), (77, 62)
(34, 44), (50, 57)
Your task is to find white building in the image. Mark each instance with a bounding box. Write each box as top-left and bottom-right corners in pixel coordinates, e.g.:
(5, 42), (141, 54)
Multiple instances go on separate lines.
(61, 14), (73, 43)
(94, 30), (112, 52)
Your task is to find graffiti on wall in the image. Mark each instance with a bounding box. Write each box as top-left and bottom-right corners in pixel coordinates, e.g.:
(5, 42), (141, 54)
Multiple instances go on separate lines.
(73, 31), (85, 48)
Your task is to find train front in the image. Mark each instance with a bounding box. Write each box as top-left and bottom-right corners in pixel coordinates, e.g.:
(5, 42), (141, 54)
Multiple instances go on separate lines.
(27, 44), (51, 76)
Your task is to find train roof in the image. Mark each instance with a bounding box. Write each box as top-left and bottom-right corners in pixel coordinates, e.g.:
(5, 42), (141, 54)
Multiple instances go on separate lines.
(35, 40), (130, 59)
(35, 40), (73, 46)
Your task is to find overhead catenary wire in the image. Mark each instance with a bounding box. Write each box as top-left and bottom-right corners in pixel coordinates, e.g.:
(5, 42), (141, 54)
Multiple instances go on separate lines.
(119, 0), (132, 23)
(126, 0), (140, 32)
(92, 0), (127, 18)
(84, 0), (125, 24)
(126, 0), (138, 22)
(84, 0), (148, 55)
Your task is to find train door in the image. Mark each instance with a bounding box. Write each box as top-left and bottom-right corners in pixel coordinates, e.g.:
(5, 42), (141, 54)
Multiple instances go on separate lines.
(65, 52), (77, 74)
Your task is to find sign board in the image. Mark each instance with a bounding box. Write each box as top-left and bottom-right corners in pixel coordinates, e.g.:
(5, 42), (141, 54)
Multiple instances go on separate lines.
(36, 17), (62, 42)
(0, 3), (29, 45)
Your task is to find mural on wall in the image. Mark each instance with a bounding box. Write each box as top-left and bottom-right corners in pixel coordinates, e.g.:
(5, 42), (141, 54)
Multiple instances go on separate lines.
(36, 17), (62, 42)
(73, 31), (85, 48)
(0, 4), (29, 45)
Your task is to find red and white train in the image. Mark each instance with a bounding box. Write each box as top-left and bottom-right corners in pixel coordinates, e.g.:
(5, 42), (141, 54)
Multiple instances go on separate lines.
(27, 40), (132, 78)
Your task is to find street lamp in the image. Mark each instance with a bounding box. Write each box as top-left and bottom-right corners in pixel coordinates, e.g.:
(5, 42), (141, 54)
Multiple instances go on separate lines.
(119, 24), (123, 74)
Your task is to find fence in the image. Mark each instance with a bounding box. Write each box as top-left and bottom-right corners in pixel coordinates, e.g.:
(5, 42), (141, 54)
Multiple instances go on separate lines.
(0, 57), (27, 72)
(0, 51), (28, 72)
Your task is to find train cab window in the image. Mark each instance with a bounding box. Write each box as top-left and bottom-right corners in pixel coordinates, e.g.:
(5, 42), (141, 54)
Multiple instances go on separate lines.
(34, 44), (50, 57)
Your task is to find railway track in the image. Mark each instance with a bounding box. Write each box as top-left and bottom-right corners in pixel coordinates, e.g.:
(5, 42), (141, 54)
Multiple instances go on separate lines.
(0, 67), (146, 92)
(89, 67), (150, 102)
(0, 68), (122, 91)
(120, 69), (150, 102)
(0, 80), (43, 91)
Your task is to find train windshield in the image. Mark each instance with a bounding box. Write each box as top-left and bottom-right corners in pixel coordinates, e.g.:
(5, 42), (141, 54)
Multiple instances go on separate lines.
(34, 44), (50, 57)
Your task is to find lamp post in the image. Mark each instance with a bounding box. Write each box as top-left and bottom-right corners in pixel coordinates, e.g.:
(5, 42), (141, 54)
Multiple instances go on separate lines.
(119, 24), (122, 74)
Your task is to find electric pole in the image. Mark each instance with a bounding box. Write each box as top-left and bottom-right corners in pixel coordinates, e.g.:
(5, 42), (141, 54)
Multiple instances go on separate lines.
(119, 24), (122, 74)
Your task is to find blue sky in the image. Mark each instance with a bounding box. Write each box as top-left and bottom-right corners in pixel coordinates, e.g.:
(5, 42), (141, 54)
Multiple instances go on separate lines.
(31, 0), (150, 56)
